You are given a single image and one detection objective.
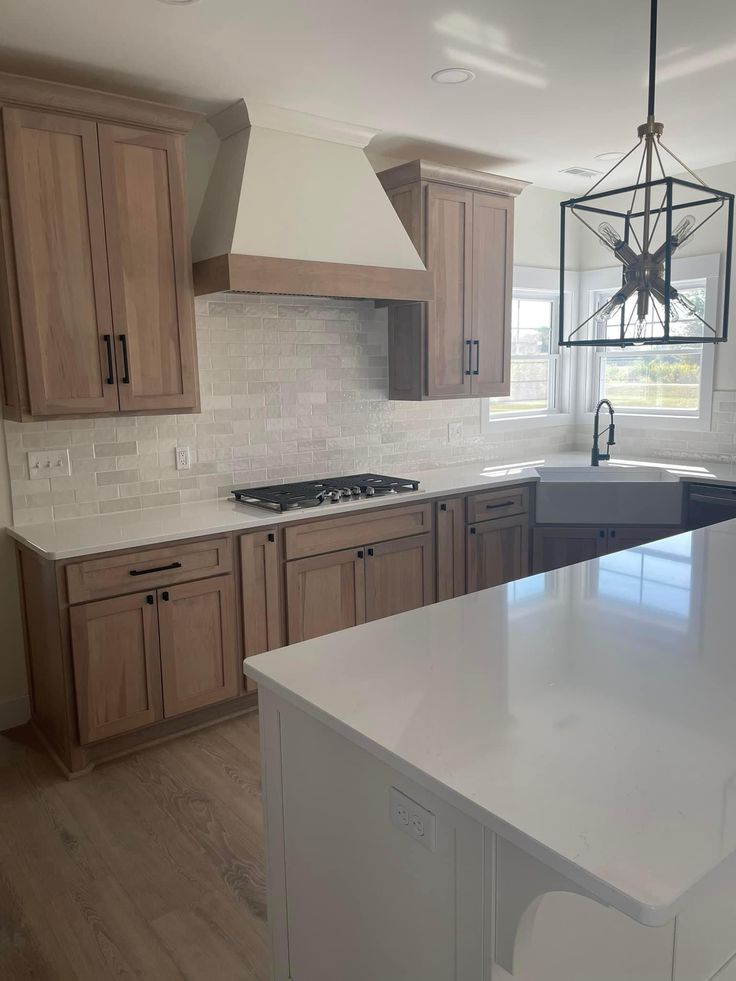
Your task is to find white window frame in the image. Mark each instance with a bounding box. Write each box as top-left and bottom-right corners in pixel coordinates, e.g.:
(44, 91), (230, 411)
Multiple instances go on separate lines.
(578, 253), (719, 431)
(481, 266), (576, 432)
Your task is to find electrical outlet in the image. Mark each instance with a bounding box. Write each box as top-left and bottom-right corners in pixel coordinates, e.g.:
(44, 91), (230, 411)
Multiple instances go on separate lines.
(389, 787), (436, 851)
(448, 422), (463, 443)
(175, 446), (191, 471)
(28, 449), (70, 479)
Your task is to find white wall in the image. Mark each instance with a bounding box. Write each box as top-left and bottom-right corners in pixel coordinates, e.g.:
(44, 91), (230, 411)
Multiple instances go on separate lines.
(514, 184), (580, 271)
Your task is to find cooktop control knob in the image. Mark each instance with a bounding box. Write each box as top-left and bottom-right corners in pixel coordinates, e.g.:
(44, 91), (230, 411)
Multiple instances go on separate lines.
(365, 485), (375, 496)
(330, 490), (342, 502)
(351, 486), (362, 496)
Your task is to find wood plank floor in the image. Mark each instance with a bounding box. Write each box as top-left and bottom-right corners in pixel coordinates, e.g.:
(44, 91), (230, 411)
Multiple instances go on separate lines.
(0, 711), (271, 980)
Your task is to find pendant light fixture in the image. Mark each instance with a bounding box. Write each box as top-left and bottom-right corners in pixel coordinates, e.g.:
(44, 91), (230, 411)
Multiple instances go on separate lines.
(559, 0), (734, 348)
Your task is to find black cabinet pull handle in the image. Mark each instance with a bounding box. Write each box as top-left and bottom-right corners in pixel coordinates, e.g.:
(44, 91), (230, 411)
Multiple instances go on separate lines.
(367, 547), (374, 556)
(599, 529), (606, 538)
(440, 502), (447, 512)
(129, 561), (182, 577)
(486, 500), (514, 510)
(146, 594), (154, 605)
(465, 339), (472, 376)
(103, 334), (114, 384)
(162, 591), (170, 602)
(357, 550), (364, 558)
(119, 334), (130, 384)
(610, 529), (617, 538)
(267, 533), (275, 543)
(470, 527), (477, 535)
(473, 339), (480, 375)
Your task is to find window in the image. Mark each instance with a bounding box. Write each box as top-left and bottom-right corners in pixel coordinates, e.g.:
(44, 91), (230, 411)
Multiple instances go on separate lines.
(488, 291), (560, 417)
(592, 280), (707, 415)
(583, 253), (719, 425)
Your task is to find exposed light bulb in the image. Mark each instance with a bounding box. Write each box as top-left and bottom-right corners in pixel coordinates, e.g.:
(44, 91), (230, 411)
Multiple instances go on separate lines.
(673, 292), (698, 317)
(598, 221), (624, 250)
(596, 294), (623, 324)
(672, 214), (696, 247)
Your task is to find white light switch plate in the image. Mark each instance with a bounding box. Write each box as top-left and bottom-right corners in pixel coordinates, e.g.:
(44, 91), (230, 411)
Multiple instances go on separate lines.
(389, 786), (436, 851)
(28, 449), (70, 479)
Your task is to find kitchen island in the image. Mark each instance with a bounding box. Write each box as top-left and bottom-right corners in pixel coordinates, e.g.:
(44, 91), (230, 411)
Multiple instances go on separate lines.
(246, 518), (736, 980)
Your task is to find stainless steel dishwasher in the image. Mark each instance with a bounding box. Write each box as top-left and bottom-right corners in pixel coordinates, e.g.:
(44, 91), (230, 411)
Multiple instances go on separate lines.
(686, 483), (736, 529)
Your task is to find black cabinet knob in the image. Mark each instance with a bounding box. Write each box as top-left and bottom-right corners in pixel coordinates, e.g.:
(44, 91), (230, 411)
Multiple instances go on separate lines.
(267, 532), (275, 543)
(162, 590), (170, 602)
(146, 594), (154, 605)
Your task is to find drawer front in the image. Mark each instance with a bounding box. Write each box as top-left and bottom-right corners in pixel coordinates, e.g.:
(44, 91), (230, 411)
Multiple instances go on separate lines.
(467, 485), (529, 524)
(284, 502), (432, 560)
(66, 536), (232, 604)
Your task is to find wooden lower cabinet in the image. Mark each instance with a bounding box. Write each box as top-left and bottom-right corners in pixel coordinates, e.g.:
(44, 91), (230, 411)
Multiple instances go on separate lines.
(365, 533), (434, 621)
(532, 527), (608, 574)
(158, 576), (238, 717)
(70, 590), (163, 744)
(286, 547), (366, 643)
(606, 526), (680, 554)
(240, 530), (284, 691)
(436, 498), (466, 601)
(467, 515), (529, 592)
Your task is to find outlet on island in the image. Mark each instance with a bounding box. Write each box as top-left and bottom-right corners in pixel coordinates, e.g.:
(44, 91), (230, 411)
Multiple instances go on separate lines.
(389, 786), (436, 852)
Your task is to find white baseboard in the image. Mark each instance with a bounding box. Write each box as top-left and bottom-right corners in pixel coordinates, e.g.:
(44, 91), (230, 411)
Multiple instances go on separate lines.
(0, 695), (30, 731)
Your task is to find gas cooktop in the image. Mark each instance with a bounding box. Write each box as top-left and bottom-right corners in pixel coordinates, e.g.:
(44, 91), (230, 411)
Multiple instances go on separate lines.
(231, 473), (420, 512)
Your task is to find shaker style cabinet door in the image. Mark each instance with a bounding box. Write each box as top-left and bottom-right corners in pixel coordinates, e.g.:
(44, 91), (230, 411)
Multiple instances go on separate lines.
(364, 533), (435, 621)
(471, 191), (513, 396)
(98, 124), (198, 412)
(436, 498), (467, 601)
(467, 516), (529, 593)
(286, 548), (366, 643)
(157, 576), (239, 718)
(425, 183), (473, 398)
(3, 108), (119, 415)
(241, 530), (284, 691)
(70, 591), (163, 744)
(532, 526), (608, 574)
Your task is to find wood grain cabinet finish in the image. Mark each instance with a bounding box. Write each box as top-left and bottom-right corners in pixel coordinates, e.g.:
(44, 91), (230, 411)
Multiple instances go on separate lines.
(378, 160), (525, 401)
(2, 108), (119, 416)
(436, 498), (466, 601)
(98, 124), (198, 412)
(467, 485), (530, 524)
(157, 576), (238, 718)
(286, 547), (366, 643)
(532, 527), (609, 574)
(284, 502), (432, 560)
(0, 78), (199, 420)
(365, 533), (434, 621)
(240, 530), (284, 691)
(70, 590), (163, 744)
(467, 515), (529, 593)
(606, 526), (681, 554)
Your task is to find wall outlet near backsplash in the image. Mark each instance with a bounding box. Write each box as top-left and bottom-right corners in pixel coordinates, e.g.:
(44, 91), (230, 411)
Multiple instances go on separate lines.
(27, 449), (70, 479)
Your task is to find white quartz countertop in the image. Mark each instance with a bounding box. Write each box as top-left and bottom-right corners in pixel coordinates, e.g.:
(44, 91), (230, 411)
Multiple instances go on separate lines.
(245, 519), (736, 926)
(9, 451), (736, 560)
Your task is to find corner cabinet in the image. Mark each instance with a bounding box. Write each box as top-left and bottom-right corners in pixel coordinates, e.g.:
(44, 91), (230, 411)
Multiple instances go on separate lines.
(378, 160), (527, 401)
(0, 75), (200, 420)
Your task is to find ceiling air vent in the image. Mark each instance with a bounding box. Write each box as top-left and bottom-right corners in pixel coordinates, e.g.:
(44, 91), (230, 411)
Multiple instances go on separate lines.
(560, 166), (602, 178)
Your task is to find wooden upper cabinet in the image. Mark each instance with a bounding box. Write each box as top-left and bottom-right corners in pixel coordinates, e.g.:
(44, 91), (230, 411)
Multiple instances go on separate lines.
(426, 184), (472, 397)
(157, 576), (238, 718)
(471, 192), (513, 396)
(378, 160), (527, 401)
(70, 590), (163, 744)
(2, 108), (118, 416)
(98, 124), (198, 412)
(0, 76), (199, 420)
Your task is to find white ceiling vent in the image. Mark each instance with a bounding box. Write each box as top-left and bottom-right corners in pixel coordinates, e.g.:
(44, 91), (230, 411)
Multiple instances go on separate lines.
(560, 166), (602, 179)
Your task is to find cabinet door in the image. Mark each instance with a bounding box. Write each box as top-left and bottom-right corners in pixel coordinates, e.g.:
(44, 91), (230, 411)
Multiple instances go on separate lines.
(241, 530), (284, 691)
(3, 108), (119, 415)
(606, 526), (679, 554)
(436, 498), (466, 601)
(286, 548), (366, 643)
(470, 192), (513, 396)
(365, 533), (435, 622)
(532, 526), (608, 574)
(157, 576), (238, 717)
(425, 184), (473, 397)
(98, 124), (198, 412)
(467, 516), (529, 593)
(70, 591), (162, 744)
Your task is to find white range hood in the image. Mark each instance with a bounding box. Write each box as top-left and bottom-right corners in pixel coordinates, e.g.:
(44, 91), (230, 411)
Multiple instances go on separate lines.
(191, 100), (432, 301)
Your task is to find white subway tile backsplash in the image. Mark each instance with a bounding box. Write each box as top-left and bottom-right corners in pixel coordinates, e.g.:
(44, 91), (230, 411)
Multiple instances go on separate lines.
(5, 293), (578, 524)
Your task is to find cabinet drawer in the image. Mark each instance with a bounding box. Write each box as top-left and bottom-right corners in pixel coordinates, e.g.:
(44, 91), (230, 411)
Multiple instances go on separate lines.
(66, 536), (232, 604)
(284, 503), (432, 560)
(467, 485), (529, 524)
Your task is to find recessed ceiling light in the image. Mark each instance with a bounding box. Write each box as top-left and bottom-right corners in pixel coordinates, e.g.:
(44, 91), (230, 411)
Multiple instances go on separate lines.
(431, 68), (476, 85)
(595, 151), (625, 162)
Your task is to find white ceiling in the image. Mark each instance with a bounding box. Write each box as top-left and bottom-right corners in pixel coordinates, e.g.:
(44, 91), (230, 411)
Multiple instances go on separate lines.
(2, 0), (736, 190)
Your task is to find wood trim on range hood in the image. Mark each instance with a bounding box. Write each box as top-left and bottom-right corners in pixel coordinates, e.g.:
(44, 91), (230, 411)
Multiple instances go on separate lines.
(192, 253), (434, 302)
